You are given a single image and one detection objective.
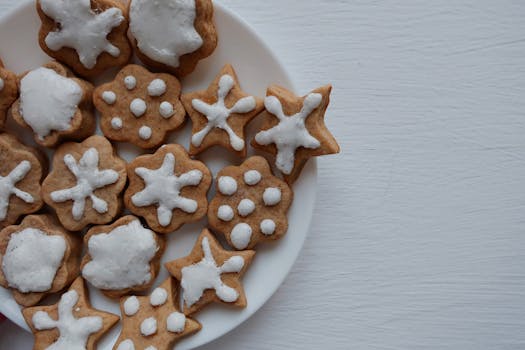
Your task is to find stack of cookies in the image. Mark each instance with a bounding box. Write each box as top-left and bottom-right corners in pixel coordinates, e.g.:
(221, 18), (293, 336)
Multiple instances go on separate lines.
(0, 0), (340, 349)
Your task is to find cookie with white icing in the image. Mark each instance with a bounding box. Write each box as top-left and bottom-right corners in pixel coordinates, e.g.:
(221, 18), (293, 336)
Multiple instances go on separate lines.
(0, 59), (17, 128)
(182, 64), (264, 157)
(165, 229), (254, 315)
(252, 85), (340, 183)
(208, 156), (293, 250)
(128, 0), (217, 77)
(23, 277), (119, 350)
(11, 61), (95, 148)
(0, 214), (81, 307)
(114, 278), (201, 350)
(37, 0), (132, 78)
(93, 64), (185, 149)
(124, 144), (212, 234)
(42, 135), (127, 231)
(81, 215), (166, 299)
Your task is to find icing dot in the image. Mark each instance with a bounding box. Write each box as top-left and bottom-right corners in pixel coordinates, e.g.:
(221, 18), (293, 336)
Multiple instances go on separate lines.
(139, 126), (152, 140)
(145, 347), (158, 350)
(159, 101), (174, 118)
(0, 78), (4, 91)
(263, 187), (282, 206)
(166, 312), (186, 333)
(150, 287), (168, 307)
(102, 91), (116, 105)
(231, 223), (252, 250)
(116, 339), (135, 350)
(260, 219), (276, 236)
(244, 170), (262, 186)
(111, 117), (123, 130)
(217, 205), (234, 222)
(123, 296), (140, 316)
(237, 199), (255, 217)
(148, 79), (167, 97)
(130, 98), (147, 117)
(140, 317), (157, 336)
(218, 176), (237, 196)
(124, 75), (137, 90)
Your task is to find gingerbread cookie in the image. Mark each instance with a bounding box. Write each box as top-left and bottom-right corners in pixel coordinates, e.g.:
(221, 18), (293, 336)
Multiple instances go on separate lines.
(124, 144), (211, 234)
(0, 133), (46, 229)
(128, 0), (217, 77)
(93, 64), (185, 149)
(23, 277), (119, 350)
(0, 60), (17, 128)
(37, 0), (132, 78)
(252, 85), (340, 183)
(208, 156), (293, 250)
(114, 278), (201, 350)
(0, 215), (81, 307)
(42, 136), (127, 231)
(81, 215), (166, 299)
(11, 61), (95, 148)
(182, 64), (264, 157)
(165, 229), (254, 315)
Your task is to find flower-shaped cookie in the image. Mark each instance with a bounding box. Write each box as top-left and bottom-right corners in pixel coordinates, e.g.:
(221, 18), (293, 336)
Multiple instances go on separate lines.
(12, 61), (95, 148)
(208, 156), (293, 250)
(125, 144), (212, 234)
(182, 64), (264, 157)
(252, 85), (340, 183)
(0, 59), (17, 128)
(0, 215), (81, 306)
(94, 64), (186, 149)
(42, 136), (127, 231)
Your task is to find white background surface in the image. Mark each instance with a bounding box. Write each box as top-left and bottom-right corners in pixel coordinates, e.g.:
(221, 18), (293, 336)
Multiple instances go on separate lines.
(1, 0), (525, 349)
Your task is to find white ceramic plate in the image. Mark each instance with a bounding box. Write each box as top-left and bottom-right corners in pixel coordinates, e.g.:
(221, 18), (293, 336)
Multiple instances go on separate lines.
(0, 1), (317, 349)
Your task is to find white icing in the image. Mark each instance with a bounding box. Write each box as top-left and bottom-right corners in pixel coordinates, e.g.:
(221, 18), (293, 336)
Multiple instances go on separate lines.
(0, 78), (4, 91)
(116, 340), (135, 350)
(181, 237), (244, 307)
(217, 205), (234, 222)
(243, 170), (261, 186)
(139, 126), (152, 140)
(2, 228), (66, 293)
(150, 287), (168, 307)
(40, 0), (124, 69)
(255, 93), (322, 174)
(111, 117), (123, 130)
(0, 160), (34, 221)
(82, 220), (158, 290)
(123, 296), (140, 316)
(32, 290), (103, 350)
(145, 346), (158, 350)
(130, 98), (147, 117)
(50, 148), (120, 221)
(19, 67), (82, 139)
(129, 0), (203, 68)
(260, 219), (276, 236)
(132, 153), (203, 227)
(147, 79), (167, 97)
(124, 76), (137, 90)
(263, 187), (282, 206)
(230, 223), (252, 250)
(237, 199), (255, 217)
(218, 176), (237, 196)
(102, 91), (116, 105)
(191, 75), (256, 151)
(140, 317), (157, 336)
(159, 102), (174, 118)
(166, 312), (186, 333)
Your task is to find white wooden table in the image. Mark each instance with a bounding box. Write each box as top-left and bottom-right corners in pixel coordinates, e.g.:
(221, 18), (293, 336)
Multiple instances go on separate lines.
(1, 0), (525, 349)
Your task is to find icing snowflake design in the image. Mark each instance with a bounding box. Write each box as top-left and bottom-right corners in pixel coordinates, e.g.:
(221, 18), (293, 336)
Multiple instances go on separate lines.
(51, 148), (119, 221)
(192, 75), (256, 151)
(41, 0), (124, 69)
(255, 93), (323, 174)
(32, 290), (103, 350)
(132, 153), (203, 227)
(181, 237), (245, 307)
(0, 161), (34, 221)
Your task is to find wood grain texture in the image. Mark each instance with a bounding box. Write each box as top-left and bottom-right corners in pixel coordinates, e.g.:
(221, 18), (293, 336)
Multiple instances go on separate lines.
(1, 0), (525, 349)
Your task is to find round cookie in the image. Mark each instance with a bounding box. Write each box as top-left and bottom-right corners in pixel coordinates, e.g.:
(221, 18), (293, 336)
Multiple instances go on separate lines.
(0, 59), (18, 129)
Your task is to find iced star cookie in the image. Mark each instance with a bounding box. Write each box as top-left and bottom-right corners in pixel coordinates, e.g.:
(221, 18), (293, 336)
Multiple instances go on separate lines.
(93, 65), (186, 149)
(181, 64), (264, 157)
(114, 278), (201, 350)
(124, 144), (212, 234)
(23, 277), (119, 350)
(11, 61), (95, 148)
(42, 136), (127, 231)
(37, 0), (132, 78)
(252, 85), (340, 183)
(165, 229), (254, 315)
(208, 156), (293, 250)
(0, 215), (81, 307)
(0, 60), (17, 128)
(81, 215), (166, 299)
(128, 0), (217, 77)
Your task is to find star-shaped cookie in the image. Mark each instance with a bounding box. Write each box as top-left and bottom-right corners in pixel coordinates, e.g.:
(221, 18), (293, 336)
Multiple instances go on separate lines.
(182, 64), (264, 157)
(252, 85), (340, 184)
(114, 278), (201, 350)
(165, 229), (255, 315)
(22, 277), (119, 350)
